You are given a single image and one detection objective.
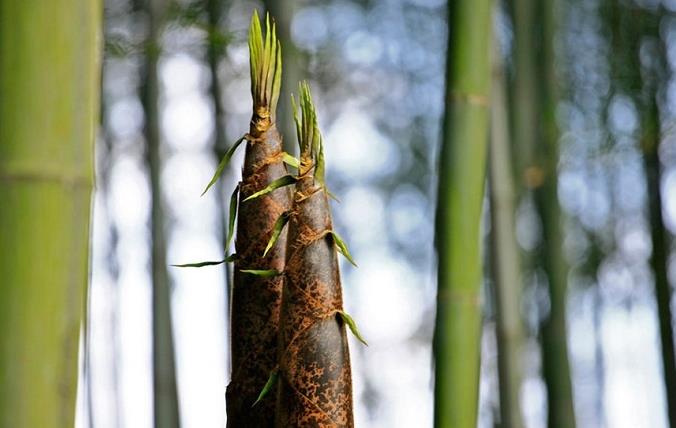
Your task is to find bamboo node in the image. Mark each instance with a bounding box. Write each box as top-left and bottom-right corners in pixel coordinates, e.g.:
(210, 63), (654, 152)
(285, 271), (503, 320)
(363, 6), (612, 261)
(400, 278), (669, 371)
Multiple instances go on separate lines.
(448, 91), (489, 107)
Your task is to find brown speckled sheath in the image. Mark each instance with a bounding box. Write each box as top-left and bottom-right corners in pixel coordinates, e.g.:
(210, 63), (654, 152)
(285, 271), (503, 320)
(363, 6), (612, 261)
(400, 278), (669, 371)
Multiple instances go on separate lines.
(226, 120), (291, 427)
(275, 173), (354, 428)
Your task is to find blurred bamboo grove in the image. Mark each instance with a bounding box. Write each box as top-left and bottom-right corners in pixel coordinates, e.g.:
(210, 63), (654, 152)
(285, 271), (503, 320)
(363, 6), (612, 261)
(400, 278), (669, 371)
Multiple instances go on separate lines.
(3, 0), (676, 426)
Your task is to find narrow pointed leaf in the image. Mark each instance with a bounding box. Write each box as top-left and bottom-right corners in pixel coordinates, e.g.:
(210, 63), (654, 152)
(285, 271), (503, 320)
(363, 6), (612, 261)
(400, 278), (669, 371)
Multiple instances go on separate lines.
(338, 311), (368, 346)
(240, 269), (282, 277)
(264, 211), (291, 257)
(314, 135), (325, 185)
(242, 174), (297, 202)
(327, 231), (357, 267)
(226, 184), (239, 249)
(172, 253), (237, 268)
(327, 189), (340, 202)
(252, 368), (279, 407)
(201, 135), (247, 196)
(282, 152), (300, 169)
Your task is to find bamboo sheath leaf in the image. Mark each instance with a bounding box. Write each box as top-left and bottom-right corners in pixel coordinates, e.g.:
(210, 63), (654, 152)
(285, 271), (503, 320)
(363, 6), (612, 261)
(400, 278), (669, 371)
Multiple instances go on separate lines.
(264, 211), (291, 256)
(338, 311), (368, 346)
(0, 1), (101, 426)
(252, 368), (279, 407)
(282, 152), (300, 169)
(201, 135), (246, 196)
(433, 0), (492, 427)
(226, 184), (239, 249)
(242, 174), (297, 202)
(326, 230), (357, 267)
(172, 253), (237, 268)
(240, 269), (282, 277)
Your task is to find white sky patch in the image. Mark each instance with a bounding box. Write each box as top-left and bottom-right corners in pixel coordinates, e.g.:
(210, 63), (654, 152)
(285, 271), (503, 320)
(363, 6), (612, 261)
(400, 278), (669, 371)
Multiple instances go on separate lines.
(325, 107), (400, 180)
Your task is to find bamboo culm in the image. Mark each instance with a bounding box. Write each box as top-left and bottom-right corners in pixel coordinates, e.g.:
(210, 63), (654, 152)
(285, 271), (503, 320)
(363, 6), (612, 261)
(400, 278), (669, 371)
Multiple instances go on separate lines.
(433, 0), (493, 426)
(0, 1), (101, 426)
(489, 41), (525, 428)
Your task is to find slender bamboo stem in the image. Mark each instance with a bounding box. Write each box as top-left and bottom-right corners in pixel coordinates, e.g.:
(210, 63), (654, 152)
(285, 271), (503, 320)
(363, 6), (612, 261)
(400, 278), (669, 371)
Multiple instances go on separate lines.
(139, 0), (181, 426)
(510, 0), (538, 181)
(489, 43), (525, 428)
(533, 2), (576, 427)
(205, 0), (234, 374)
(433, 1), (492, 426)
(640, 44), (676, 426)
(0, 1), (100, 426)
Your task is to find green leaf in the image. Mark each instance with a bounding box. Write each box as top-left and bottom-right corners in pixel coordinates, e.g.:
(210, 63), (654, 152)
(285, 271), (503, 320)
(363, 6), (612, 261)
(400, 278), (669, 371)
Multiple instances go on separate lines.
(282, 152), (300, 169)
(314, 136), (325, 185)
(240, 269), (282, 277)
(264, 211), (291, 257)
(327, 231), (357, 267)
(201, 135), (247, 196)
(252, 368), (278, 407)
(327, 189), (340, 203)
(172, 253), (237, 268)
(338, 311), (368, 346)
(242, 174), (297, 202)
(226, 184), (239, 249)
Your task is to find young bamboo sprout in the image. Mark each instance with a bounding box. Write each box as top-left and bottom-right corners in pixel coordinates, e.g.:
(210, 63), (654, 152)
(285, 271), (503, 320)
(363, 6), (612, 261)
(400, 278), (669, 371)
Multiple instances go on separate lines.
(251, 83), (363, 427)
(198, 11), (292, 427)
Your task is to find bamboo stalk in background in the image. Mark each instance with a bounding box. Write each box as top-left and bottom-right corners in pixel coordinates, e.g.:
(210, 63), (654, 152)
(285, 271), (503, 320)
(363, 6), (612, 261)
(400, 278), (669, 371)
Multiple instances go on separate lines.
(533, 2), (576, 427)
(510, 0), (538, 179)
(433, 0), (492, 426)
(0, 1), (101, 426)
(138, 0), (182, 426)
(639, 10), (676, 423)
(603, 3), (676, 423)
(204, 0), (234, 371)
(489, 40), (525, 428)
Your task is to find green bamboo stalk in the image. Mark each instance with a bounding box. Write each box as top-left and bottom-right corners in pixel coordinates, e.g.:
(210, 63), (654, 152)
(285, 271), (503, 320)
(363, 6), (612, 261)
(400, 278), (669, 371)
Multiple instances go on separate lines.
(205, 0), (234, 370)
(0, 1), (101, 426)
(433, 0), (492, 426)
(533, 2), (576, 427)
(489, 43), (525, 428)
(138, 0), (181, 426)
(603, 3), (676, 422)
(510, 0), (538, 182)
(637, 9), (676, 422)
(642, 84), (676, 428)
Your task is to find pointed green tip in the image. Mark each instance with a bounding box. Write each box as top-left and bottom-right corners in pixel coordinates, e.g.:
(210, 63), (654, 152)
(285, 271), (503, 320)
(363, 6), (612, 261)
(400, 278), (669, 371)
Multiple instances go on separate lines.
(292, 81), (325, 182)
(248, 9), (282, 113)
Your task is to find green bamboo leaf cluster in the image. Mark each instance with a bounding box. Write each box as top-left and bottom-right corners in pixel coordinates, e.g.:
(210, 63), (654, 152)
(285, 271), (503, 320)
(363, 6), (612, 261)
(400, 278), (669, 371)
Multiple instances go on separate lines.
(249, 10), (282, 115)
(264, 212), (291, 257)
(292, 82), (325, 185)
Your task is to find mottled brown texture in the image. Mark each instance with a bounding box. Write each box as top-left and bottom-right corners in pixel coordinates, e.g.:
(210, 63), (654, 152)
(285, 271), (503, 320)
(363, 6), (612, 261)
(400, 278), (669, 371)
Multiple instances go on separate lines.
(275, 173), (354, 428)
(226, 120), (291, 428)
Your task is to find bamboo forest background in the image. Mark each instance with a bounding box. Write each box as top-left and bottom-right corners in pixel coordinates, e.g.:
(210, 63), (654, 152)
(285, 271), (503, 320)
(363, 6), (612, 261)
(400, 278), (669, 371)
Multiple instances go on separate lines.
(80, 0), (675, 426)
